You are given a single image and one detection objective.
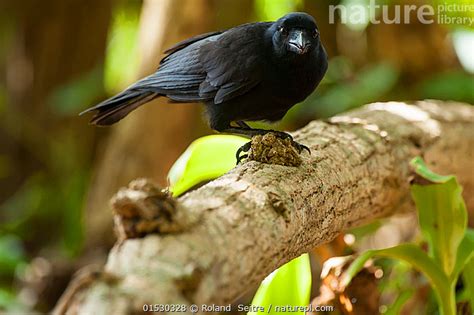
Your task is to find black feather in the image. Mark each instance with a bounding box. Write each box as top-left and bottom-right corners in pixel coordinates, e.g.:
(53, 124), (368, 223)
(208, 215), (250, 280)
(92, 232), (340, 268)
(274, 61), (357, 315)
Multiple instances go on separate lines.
(85, 91), (157, 126)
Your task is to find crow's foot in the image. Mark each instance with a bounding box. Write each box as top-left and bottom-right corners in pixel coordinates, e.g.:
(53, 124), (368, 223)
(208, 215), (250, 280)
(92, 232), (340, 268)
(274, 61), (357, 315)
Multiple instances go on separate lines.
(235, 132), (308, 166)
(265, 131), (311, 155)
(236, 141), (252, 164)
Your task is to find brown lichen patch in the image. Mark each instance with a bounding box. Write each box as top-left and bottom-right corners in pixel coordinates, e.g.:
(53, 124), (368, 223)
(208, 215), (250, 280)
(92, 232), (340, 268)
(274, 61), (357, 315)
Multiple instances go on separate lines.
(248, 133), (302, 166)
(111, 179), (182, 241)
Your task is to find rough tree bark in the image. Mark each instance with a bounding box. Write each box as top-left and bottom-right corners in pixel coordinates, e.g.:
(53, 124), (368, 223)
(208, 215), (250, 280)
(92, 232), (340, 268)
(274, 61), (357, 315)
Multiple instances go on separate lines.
(55, 100), (474, 314)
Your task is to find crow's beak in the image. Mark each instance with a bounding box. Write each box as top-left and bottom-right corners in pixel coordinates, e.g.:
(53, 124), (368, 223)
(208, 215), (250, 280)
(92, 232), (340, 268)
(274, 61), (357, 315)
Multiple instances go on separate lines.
(288, 30), (311, 55)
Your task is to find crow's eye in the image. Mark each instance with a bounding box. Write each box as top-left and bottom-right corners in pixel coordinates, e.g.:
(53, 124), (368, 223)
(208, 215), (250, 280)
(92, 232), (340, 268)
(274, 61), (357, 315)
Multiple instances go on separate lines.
(312, 29), (319, 38)
(278, 26), (288, 35)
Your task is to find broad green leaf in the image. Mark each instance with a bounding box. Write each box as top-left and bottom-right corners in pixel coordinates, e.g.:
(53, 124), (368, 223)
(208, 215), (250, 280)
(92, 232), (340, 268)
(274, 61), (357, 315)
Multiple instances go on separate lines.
(167, 135), (248, 197)
(410, 157), (467, 275)
(249, 254), (311, 315)
(456, 229), (474, 310)
(452, 229), (474, 282)
(342, 244), (455, 315)
(462, 256), (474, 311)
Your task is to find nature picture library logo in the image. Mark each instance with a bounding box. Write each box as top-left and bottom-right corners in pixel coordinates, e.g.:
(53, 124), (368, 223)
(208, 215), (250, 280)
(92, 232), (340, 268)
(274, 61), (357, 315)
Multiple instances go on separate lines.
(329, 0), (474, 26)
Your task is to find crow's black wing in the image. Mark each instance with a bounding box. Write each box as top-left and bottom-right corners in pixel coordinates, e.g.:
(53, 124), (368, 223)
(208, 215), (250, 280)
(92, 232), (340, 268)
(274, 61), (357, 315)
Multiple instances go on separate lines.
(81, 23), (271, 125)
(131, 22), (271, 104)
(130, 32), (223, 102)
(80, 34), (220, 123)
(160, 30), (223, 64)
(91, 21), (272, 110)
(198, 22), (271, 104)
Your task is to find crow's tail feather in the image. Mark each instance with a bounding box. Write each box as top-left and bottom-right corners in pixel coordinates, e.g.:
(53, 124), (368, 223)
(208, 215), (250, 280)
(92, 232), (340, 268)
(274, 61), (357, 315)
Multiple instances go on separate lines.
(80, 90), (158, 126)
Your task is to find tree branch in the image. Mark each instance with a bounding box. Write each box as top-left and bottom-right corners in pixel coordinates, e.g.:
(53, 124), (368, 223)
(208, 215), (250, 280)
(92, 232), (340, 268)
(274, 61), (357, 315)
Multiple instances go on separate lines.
(55, 100), (474, 314)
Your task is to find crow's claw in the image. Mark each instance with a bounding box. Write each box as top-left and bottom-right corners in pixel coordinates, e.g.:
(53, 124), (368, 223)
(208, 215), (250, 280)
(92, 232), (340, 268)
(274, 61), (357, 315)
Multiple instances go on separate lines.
(236, 141), (252, 164)
(236, 154), (249, 164)
(272, 132), (310, 154)
(274, 131), (293, 141)
(292, 141), (311, 154)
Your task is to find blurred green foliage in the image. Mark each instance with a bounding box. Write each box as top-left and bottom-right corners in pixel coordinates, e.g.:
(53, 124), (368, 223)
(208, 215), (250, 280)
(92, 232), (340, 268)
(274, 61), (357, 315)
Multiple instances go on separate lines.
(49, 66), (104, 115)
(419, 71), (474, 103)
(295, 60), (399, 118)
(255, 0), (303, 20)
(104, 1), (141, 93)
(0, 137), (89, 257)
(0, 235), (26, 277)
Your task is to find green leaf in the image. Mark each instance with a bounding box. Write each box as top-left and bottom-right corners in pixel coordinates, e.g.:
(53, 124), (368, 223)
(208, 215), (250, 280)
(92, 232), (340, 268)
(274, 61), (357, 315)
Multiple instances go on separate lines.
(452, 229), (474, 282)
(455, 229), (474, 310)
(249, 254), (311, 315)
(342, 244), (455, 315)
(168, 135), (248, 197)
(384, 289), (415, 315)
(462, 255), (474, 311)
(410, 157), (467, 275)
(410, 157), (454, 184)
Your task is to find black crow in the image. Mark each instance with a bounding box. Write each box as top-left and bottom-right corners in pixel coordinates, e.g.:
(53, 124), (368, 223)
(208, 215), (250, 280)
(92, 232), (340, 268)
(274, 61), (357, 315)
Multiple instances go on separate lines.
(82, 12), (328, 161)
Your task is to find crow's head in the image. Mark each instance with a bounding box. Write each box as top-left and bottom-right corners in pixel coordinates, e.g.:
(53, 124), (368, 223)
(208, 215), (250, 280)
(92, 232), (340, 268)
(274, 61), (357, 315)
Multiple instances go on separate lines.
(271, 12), (320, 57)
